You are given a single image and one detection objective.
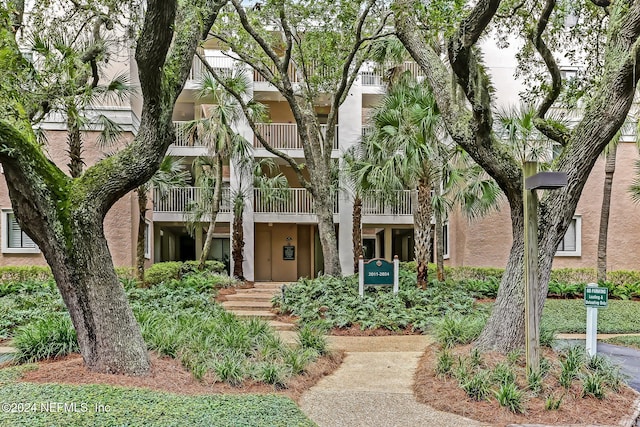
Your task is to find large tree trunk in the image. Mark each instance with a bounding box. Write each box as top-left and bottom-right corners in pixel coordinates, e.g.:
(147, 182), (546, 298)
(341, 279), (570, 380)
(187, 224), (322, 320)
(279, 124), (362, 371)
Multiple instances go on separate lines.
(232, 196), (245, 280)
(57, 220), (149, 374)
(314, 185), (340, 276)
(352, 195), (363, 273)
(394, 0), (640, 353)
(199, 155), (223, 269)
(414, 179), (433, 289)
(597, 145), (617, 282)
(0, 0), (225, 375)
(136, 188), (148, 284)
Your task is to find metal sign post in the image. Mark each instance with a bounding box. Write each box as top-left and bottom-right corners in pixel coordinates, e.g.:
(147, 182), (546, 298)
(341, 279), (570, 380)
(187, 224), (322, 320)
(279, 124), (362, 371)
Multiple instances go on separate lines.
(584, 283), (609, 357)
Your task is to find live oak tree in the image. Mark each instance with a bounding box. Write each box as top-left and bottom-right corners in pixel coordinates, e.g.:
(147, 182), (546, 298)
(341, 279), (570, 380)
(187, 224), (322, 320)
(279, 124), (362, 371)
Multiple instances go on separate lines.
(394, 0), (640, 352)
(204, 0), (392, 276)
(0, 0), (225, 374)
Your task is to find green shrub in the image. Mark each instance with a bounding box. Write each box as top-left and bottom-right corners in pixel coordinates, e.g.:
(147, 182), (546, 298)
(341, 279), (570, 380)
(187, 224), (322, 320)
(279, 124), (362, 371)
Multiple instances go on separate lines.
(495, 382), (524, 413)
(461, 371), (492, 401)
(0, 266), (52, 283)
(607, 270), (640, 287)
(435, 314), (485, 348)
(181, 260), (225, 275)
(145, 262), (183, 286)
(550, 268), (596, 285)
(13, 314), (79, 363)
(544, 393), (563, 410)
(581, 372), (606, 399)
(435, 350), (454, 377)
(297, 325), (328, 355)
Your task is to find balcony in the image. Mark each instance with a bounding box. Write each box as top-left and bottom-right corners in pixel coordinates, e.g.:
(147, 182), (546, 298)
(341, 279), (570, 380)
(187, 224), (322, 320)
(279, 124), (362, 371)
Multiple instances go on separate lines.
(360, 61), (425, 87)
(153, 186), (232, 213)
(362, 190), (415, 216)
(189, 53), (237, 82)
(153, 187), (339, 223)
(254, 123), (339, 150)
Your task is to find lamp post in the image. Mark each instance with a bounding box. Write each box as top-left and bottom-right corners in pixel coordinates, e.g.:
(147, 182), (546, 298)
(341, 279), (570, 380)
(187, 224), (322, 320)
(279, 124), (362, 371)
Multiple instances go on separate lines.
(523, 162), (567, 374)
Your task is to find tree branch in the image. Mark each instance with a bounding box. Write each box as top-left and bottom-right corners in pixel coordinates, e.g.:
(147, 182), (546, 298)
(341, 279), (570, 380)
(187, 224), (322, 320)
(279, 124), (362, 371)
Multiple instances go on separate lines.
(196, 52), (312, 192)
(529, 0), (570, 145)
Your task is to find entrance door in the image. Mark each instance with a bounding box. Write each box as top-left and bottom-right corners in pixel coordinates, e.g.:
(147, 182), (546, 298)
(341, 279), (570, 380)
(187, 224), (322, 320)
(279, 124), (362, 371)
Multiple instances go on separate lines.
(255, 230), (272, 281)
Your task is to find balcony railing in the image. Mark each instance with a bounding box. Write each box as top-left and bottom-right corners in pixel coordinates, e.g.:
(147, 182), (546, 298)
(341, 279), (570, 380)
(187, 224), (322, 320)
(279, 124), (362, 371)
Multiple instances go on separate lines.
(172, 121), (204, 147)
(254, 123), (339, 150)
(189, 53), (236, 82)
(362, 190), (415, 216)
(153, 187), (231, 213)
(153, 188), (417, 217)
(254, 188), (338, 215)
(360, 61), (425, 86)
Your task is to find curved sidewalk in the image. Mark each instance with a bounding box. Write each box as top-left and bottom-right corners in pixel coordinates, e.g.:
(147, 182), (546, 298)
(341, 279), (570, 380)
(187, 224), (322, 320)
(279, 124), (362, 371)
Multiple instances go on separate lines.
(298, 335), (485, 427)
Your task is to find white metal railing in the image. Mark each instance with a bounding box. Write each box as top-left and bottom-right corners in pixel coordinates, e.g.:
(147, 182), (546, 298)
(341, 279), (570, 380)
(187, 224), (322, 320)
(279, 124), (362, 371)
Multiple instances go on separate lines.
(153, 187), (231, 213)
(189, 53), (236, 82)
(172, 121), (205, 147)
(154, 187), (341, 216)
(362, 190), (415, 216)
(253, 188), (338, 215)
(254, 123), (338, 150)
(360, 61), (425, 86)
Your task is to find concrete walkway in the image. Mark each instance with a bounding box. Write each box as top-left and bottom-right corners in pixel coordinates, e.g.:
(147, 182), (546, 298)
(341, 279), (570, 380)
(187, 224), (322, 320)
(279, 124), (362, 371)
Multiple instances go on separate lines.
(298, 335), (484, 427)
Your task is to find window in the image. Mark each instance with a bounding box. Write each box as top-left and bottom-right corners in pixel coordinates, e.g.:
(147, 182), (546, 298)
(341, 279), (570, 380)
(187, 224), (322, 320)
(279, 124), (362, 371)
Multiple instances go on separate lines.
(556, 216), (581, 256)
(144, 221), (151, 259)
(442, 223), (450, 259)
(2, 210), (39, 253)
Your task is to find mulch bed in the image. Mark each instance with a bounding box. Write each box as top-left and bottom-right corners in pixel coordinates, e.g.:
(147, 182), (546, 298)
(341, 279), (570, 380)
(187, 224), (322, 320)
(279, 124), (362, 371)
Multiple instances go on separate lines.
(414, 343), (640, 426)
(18, 350), (344, 402)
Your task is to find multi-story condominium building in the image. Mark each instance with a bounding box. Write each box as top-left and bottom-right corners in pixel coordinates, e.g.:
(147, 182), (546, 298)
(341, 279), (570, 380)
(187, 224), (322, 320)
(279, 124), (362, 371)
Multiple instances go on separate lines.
(3, 37), (640, 280)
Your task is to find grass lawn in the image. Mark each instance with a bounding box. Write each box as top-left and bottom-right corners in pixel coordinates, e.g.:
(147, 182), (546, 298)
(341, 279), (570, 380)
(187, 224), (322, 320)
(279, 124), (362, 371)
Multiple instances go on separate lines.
(541, 300), (640, 334)
(603, 335), (640, 350)
(0, 367), (315, 427)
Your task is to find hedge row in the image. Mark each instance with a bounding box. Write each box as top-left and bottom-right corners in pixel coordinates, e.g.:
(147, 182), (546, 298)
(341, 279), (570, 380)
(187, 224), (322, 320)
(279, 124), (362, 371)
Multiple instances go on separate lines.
(399, 262), (640, 287)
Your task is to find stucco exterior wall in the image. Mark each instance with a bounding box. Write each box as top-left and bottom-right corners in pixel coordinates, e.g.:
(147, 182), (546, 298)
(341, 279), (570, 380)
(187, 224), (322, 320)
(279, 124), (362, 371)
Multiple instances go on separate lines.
(446, 142), (640, 270)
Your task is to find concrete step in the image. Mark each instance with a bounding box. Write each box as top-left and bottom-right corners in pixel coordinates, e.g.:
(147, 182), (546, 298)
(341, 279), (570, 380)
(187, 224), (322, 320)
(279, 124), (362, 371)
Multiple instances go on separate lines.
(222, 301), (273, 311)
(252, 282), (288, 290)
(231, 310), (277, 320)
(243, 288), (282, 295)
(225, 293), (275, 301)
(268, 321), (296, 331)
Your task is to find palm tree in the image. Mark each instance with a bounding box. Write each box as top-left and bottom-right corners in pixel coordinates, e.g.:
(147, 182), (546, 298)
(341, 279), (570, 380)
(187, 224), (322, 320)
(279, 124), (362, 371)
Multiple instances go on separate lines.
(597, 118), (636, 282)
(184, 70), (261, 270)
(135, 156), (189, 283)
(352, 72), (445, 288)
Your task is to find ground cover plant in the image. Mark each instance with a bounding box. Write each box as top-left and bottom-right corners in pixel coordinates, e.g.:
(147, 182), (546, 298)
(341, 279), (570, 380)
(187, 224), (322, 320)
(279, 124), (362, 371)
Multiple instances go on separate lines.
(2, 271), (326, 389)
(275, 269), (488, 333)
(0, 366), (314, 427)
(276, 265), (640, 337)
(414, 337), (637, 425)
(603, 335), (640, 350)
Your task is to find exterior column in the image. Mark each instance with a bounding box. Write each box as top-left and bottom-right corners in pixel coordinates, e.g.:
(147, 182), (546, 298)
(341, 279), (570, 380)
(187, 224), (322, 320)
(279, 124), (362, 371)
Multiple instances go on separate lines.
(384, 225), (393, 261)
(337, 73), (363, 275)
(232, 73), (255, 281)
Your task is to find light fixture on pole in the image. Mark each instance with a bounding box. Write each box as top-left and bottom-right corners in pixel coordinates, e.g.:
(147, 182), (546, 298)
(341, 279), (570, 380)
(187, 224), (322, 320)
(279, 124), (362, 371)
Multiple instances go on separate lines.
(523, 163), (567, 374)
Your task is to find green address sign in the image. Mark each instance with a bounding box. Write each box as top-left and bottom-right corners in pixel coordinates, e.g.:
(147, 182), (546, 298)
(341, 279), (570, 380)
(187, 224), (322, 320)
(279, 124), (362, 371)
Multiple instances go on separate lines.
(363, 259), (394, 285)
(358, 257), (399, 296)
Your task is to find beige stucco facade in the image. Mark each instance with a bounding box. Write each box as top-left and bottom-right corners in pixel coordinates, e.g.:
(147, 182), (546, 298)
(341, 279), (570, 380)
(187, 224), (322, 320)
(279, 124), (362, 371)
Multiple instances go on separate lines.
(445, 141), (640, 271)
